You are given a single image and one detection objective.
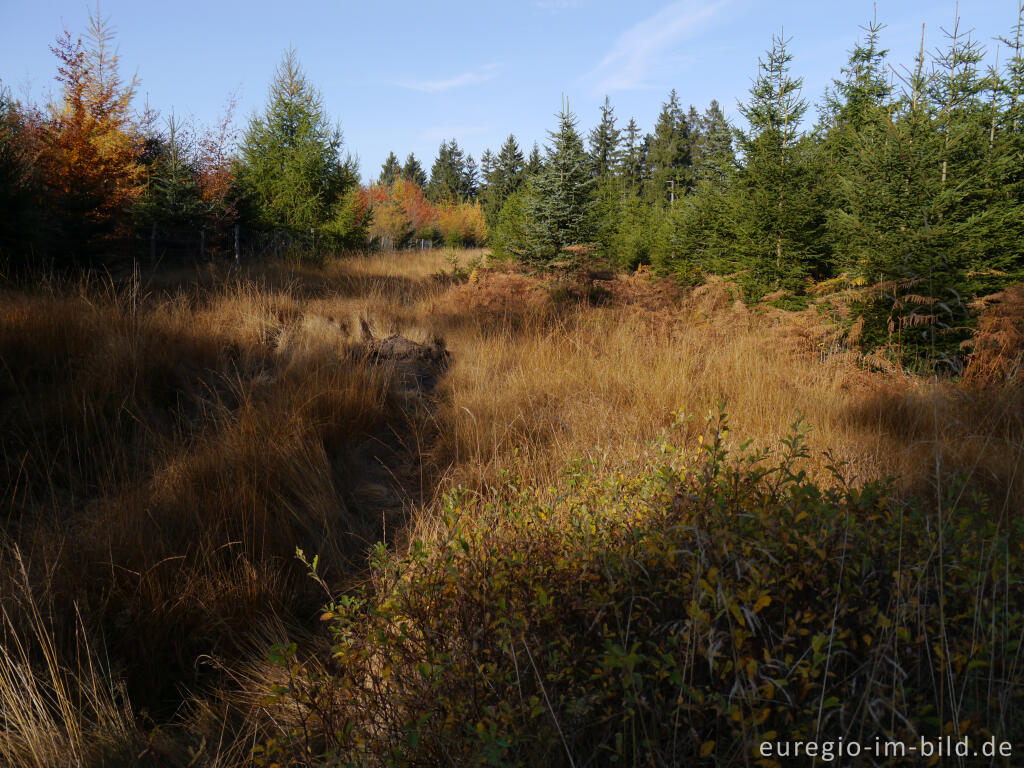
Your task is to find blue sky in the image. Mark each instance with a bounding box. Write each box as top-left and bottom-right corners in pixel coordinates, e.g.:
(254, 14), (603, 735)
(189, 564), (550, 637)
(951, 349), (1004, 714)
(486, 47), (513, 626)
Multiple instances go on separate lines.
(0, 1), (1016, 182)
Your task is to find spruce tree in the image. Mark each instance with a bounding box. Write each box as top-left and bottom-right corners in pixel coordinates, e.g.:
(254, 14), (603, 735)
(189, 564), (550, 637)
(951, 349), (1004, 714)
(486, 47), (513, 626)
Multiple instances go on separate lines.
(588, 95), (622, 180)
(495, 135), (525, 185)
(427, 139), (468, 201)
(0, 85), (42, 263)
(478, 149), (493, 195)
(658, 102), (737, 281)
(491, 185), (531, 259)
(401, 152), (427, 187)
(621, 117), (646, 190)
(525, 142), (543, 177)
(379, 151), (401, 186)
(820, 16), (891, 134)
(930, 13), (993, 300)
(983, 1), (1024, 286)
(735, 32), (823, 294)
(522, 102), (596, 263)
(136, 113), (208, 231)
(694, 100), (736, 191)
(685, 104), (703, 174)
(644, 89), (692, 206)
(483, 134), (525, 227)
(826, 23), (955, 361)
(588, 100), (634, 266)
(819, 16), (892, 274)
(238, 48), (351, 232)
(464, 154), (479, 200)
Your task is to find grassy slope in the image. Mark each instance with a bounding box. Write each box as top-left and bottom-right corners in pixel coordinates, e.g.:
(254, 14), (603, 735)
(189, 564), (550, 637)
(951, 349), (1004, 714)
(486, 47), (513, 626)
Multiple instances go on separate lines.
(0, 249), (1021, 765)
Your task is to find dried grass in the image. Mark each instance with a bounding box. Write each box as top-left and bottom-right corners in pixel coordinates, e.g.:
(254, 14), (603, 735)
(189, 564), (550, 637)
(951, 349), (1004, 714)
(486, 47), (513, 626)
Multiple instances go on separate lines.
(1, 252), (1021, 765)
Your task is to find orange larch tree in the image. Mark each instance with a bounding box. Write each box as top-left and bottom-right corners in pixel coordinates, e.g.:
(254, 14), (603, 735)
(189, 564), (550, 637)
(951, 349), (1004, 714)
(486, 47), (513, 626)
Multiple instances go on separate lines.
(36, 12), (144, 264)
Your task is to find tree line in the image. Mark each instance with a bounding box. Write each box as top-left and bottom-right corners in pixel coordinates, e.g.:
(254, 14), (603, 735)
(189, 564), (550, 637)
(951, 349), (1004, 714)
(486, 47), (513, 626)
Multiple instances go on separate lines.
(2, 6), (1023, 366)
(0, 13), (487, 269)
(461, 7), (1022, 368)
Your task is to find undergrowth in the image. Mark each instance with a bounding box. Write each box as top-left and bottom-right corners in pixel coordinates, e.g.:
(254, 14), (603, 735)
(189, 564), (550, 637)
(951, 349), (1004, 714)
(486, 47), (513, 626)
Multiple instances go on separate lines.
(259, 412), (1024, 766)
(3, 252), (1023, 766)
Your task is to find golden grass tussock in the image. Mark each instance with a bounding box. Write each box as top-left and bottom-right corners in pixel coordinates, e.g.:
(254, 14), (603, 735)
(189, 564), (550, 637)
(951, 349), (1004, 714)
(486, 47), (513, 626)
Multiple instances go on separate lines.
(1, 249), (1022, 766)
(0, 548), (141, 768)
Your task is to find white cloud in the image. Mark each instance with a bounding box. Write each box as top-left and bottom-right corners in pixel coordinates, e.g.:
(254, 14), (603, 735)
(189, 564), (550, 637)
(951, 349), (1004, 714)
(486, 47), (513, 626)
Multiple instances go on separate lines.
(395, 65), (498, 94)
(586, 0), (726, 93)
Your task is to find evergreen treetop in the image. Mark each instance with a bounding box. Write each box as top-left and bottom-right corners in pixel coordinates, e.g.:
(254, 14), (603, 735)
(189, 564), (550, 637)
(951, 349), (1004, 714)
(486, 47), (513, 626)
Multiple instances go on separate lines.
(525, 142), (543, 176)
(379, 151), (401, 186)
(621, 117), (645, 191)
(735, 32), (822, 292)
(481, 135), (525, 228)
(645, 89), (692, 205)
(522, 101), (596, 262)
(402, 152), (427, 187)
(427, 139), (470, 201)
(238, 47), (352, 231)
(588, 95), (623, 180)
(820, 15), (891, 133)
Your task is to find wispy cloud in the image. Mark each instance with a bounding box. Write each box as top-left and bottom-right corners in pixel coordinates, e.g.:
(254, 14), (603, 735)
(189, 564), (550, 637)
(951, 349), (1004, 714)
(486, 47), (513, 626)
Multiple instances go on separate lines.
(585, 0), (726, 93)
(395, 64), (498, 94)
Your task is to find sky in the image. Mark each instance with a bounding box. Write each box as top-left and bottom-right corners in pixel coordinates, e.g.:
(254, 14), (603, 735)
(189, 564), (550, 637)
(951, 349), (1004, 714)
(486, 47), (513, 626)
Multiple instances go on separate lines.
(0, 1), (1017, 182)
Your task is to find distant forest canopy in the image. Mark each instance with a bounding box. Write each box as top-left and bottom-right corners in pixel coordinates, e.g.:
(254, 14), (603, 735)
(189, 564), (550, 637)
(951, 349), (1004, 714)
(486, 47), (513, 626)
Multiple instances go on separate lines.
(1, 6), (1023, 365)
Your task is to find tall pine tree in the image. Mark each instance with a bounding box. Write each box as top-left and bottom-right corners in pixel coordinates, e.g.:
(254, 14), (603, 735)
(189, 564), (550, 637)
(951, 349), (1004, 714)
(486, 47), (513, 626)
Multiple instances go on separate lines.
(982, 1), (1024, 286)
(525, 142), (543, 177)
(657, 101), (738, 281)
(820, 16), (892, 274)
(621, 117), (646, 191)
(463, 154), (479, 200)
(483, 134), (525, 228)
(427, 139), (469, 201)
(136, 113), (208, 232)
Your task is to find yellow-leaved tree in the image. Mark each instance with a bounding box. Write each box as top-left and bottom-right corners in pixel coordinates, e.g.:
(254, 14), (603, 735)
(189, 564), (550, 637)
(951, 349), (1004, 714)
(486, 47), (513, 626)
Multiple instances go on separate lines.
(37, 10), (145, 264)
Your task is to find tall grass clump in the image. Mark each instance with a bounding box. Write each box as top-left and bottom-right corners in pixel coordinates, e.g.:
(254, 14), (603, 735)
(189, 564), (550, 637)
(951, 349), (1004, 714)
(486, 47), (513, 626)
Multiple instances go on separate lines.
(0, 269), (424, 708)
(0, 549), (143, 768)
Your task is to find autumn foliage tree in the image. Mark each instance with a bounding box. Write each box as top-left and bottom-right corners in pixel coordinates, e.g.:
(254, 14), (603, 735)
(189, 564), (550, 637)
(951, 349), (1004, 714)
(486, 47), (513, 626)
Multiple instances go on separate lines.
(195, 95), (241, 227)
(435, 201), (487, 247)
(36, 13), (145, 264)
(359, 177), (486, 249)
(362, 177), (433, 247)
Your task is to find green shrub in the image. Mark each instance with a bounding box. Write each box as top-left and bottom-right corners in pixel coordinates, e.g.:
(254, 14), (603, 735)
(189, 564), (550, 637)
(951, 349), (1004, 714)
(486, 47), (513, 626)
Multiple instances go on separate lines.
(261, 413), (1023, 766)
(490, 186), (532, 261)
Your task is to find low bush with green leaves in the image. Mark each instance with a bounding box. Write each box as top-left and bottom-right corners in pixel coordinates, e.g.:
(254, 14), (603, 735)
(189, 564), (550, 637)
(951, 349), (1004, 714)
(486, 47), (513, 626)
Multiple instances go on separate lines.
(260, 413), (1023, 766)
